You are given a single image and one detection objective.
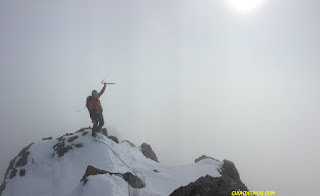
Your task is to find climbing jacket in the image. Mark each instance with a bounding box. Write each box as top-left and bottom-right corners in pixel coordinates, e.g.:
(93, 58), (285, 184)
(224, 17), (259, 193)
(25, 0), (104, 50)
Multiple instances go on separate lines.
(86, 85), (106, 114)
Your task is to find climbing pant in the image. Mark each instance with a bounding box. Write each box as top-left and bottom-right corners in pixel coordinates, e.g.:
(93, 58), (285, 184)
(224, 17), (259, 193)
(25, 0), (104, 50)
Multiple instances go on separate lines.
(91, 112), (104, 136)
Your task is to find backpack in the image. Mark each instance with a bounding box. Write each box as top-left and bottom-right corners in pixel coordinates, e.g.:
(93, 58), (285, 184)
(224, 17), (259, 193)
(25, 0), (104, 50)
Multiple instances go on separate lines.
(86, 96), (102, 113)
(86, 96), (93, 112)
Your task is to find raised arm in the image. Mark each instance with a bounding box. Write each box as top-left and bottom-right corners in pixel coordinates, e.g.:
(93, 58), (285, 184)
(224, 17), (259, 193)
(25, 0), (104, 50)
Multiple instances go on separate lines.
(98, 83), (106, 98)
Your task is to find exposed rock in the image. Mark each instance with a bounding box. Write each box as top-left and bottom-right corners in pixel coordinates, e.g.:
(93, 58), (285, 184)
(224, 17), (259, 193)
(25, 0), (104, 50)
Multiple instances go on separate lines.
(74, 143), (83, 148)
(82, 131), (88, 136)
(108, 136), (119, 144)
(2, 158), (16, 191)
(195, 155), (219, 163)
(169, 175), (246, 196)
(9, 169), (17, 179)
(140, 143), (159, 162)
(0, 182), (6, 196)
(42, 137), (53, 141)
(0, 143), (33, 195)
(220, 160), (239, 180)
(100, 128), (108, 137)
(57, 133), (73, 142)
(121, 140), (136, 147)
(81, 165), (108, 184)
(16, 151), (30, 167)
(75, 128), (86, 133)
(153, 169), (159, 173)
(76, 127), (94, 133)
(67, 136), (78, 142)
(81, 165), (143, 189)
(57, 136), (65, 142)
(53, 141), (73, 157)
(65, 133), (73, 136)
(9, 143), (33, 178)
(170, 160), (249, 196)
(219, 160), (248, 190)
(5, 157), (17, 179)
(17, 143), (33, 165)
(20, 169), (25, 176)
(123, 172), (143, 189)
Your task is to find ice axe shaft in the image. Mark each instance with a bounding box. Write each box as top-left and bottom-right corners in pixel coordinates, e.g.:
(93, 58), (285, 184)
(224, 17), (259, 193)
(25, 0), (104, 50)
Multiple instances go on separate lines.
(101, 80), (115, 85)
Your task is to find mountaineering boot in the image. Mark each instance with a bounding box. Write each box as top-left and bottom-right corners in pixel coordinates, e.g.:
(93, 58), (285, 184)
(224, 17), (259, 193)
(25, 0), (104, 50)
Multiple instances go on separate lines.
(97, 127), (102, 133)
(92, 130), (96, 137)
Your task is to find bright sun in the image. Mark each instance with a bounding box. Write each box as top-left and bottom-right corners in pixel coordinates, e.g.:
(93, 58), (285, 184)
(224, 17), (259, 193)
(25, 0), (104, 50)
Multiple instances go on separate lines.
(226, 0), (265, 13)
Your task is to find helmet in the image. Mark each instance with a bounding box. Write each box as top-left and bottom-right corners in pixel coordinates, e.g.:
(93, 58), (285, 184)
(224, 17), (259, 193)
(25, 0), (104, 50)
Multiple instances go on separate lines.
(91, 90), (98, 96)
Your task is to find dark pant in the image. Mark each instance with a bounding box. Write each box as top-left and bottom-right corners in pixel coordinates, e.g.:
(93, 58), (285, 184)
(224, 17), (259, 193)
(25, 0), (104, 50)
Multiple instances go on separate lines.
(91, 113), (104, 135)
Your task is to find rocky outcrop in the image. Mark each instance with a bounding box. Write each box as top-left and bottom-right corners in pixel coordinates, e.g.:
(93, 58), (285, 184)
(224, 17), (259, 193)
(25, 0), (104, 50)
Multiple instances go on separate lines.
(75, 127), (87, 133)
(0, 143), (33, 196)
(53, 140), (73, 157)
(57, 133), (73, 142)
(122, 172), (143, 189)
(140, 143), (158, 162)
(170, 175), (246, 196)
(67, 136), (79, 142)
(219, 160), (248, 190)
(19, 169), (26, 176)
(81, 165), (143, 189)
(75, 143), (83, 148)
(170, 159), (248, 196)
(81, 165), (108, 184)
(195, 155), (219, 163)
(53, 133), (86, 157)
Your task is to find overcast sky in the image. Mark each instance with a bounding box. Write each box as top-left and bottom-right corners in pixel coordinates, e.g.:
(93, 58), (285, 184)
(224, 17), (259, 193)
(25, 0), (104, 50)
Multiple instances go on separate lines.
(1, 0), (319, 195)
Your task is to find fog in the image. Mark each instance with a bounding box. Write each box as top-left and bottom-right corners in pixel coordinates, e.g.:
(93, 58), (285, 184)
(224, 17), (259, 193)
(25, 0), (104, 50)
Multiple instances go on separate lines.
(1, 0), (319, 195)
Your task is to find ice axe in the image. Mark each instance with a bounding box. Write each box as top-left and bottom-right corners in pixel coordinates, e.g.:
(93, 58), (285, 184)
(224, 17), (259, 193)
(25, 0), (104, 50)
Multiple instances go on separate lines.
(101, 80), (115, 85)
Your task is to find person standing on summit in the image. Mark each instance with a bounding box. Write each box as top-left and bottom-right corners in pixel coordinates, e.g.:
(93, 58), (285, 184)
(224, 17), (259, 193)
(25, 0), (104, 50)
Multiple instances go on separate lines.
(87, 81), (107, 137)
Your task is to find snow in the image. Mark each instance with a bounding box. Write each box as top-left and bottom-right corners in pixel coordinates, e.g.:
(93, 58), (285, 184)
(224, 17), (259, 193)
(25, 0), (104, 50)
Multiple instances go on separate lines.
(2, 129), (222, 196)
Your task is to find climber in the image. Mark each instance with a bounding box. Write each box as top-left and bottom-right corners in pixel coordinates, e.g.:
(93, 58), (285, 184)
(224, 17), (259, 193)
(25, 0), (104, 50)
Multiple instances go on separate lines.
(87, 81), (107, 137)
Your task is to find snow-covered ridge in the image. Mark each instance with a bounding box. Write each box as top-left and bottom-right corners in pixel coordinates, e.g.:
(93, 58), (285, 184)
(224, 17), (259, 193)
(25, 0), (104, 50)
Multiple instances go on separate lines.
(0, 128), (241, 196)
